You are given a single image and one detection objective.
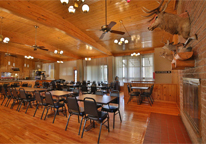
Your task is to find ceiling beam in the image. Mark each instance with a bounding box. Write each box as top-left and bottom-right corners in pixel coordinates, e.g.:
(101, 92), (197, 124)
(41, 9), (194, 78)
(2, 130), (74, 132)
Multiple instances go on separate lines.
(0, 1), (112, 56)
(2, 30), (82, 59)
(0, 43), (58, 62)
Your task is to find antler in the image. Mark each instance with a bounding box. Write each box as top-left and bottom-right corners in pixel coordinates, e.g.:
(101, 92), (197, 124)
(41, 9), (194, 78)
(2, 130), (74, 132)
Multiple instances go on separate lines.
(161, 0), (171, 12)
(142, 0), (164, 16)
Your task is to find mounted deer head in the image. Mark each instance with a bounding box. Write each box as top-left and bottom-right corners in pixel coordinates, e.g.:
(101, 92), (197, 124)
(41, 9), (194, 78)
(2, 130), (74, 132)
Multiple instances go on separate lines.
(142, 0), (191, 40)
(159, 51), (173, 62)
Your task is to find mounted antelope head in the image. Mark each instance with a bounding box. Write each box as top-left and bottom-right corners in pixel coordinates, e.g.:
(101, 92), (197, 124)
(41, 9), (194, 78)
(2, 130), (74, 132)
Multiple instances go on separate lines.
(142, 0), (191, 40)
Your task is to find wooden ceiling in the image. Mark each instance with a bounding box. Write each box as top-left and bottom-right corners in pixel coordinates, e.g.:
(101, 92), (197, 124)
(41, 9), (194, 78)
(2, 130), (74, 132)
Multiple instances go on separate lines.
(0, 0), (176, 62)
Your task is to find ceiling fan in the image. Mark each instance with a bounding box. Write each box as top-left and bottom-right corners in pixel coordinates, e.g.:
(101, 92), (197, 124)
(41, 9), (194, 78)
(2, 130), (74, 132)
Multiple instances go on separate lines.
(87, 0), (125, 39)
(30, 25), (48, 51)
(5, 53), (17, 58)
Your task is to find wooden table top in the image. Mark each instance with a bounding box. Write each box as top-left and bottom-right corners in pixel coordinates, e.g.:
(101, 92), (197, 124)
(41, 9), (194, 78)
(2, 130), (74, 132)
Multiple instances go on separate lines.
(49, 90), (73, 96)
(76, 94), (117, 104)
(131, 87), (149, 90)
(16, 87), (47, 92)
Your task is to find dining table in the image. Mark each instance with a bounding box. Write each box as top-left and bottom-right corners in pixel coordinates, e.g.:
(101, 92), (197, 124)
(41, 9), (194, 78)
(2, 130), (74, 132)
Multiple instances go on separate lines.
(15, 87), (47, 92)
(49, 90), (73, 99)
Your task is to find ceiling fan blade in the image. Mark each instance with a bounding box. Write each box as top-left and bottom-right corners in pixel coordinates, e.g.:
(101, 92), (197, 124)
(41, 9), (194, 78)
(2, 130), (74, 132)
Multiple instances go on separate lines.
(107, 21), (116, 29)
(37, 46), (45, 49)
(99, 33), (106, 39)
(10, 55), (17, 58)
(40, 48), (49, 51)
(110, 30), (125, 35)
(86, 29), (100, 31)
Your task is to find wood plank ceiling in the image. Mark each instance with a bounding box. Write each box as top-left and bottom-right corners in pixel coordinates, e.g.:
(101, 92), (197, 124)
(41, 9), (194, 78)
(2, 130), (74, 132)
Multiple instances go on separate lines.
(0, 0), (176, 62)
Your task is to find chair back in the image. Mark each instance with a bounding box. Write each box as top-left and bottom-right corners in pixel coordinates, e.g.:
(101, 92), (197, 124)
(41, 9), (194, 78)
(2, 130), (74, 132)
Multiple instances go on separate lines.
(62, 88), (68, 91)
(0, 85), (2, 93)
(127, 84), (131, 93)
(22, 83), (28, 87)
(7, 87), (13, 97)
(19, 88), (27, 99)
(66, 97), (80, 113)
(45, 92), (54, 105)
(91, 86), (97, 94)
(12, 88), (19, 99)
(34, 91), (43, 103)
(73, 88), (79, 94)
(84, 97), (99, 118)
(149, 85), (154, 95)
(82, 80), (86, 86)
(114, 81), (120, 91)
(95, 91), (103, 96)
(130, 84), (134, 92)
(70, 81), (75, 84)
(110, 90), (120, 105)
(2, 87), (7, 95)
(57, 83), (62, 90)
(81, 85), (87, 92)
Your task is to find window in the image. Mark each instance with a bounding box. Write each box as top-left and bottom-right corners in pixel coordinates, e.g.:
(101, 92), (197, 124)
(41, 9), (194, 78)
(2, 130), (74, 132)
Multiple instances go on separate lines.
(74, 70), (77, 83)
(42, 63), (54, 80)
(115, 54), (154, 85)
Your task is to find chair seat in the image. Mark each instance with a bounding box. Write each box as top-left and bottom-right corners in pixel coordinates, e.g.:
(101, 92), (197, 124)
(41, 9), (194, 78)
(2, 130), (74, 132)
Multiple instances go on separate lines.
(102, 105), (118, 112)
(24, 97), (35, 102)
(53, 102), (64, 108)
(88, 111), (108, 122)
(130, 92), (140, 96)
(141, 92), (150, 96)
(97, 103), (102, 108)
(70, 107), (85, 116)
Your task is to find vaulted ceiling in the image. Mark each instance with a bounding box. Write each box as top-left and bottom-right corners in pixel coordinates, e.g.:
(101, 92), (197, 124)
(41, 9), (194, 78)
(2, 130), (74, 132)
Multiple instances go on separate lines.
(0, 0), (176, 62)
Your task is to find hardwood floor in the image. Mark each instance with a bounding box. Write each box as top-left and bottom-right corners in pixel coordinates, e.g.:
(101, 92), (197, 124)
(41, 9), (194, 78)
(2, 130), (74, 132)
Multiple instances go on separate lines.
(0, 93), (180, 143)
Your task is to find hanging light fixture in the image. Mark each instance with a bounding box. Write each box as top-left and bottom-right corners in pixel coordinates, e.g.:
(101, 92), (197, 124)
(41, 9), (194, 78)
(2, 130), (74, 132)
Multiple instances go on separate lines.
(85, 58), (91, 61)
(131, 52), (140, 56)
(60, 0), (69, 5)
(54, 49), (63, 54)
(86, 45), (92, 50)
(60, 0), (89, 14)
(25, 55), (34, 59)
(114, 37), (129, 45)
(57, 61), (64, 63)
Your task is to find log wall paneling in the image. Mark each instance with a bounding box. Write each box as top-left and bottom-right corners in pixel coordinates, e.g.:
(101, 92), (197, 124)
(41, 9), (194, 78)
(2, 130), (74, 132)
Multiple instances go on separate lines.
(124, 83), (177, 102)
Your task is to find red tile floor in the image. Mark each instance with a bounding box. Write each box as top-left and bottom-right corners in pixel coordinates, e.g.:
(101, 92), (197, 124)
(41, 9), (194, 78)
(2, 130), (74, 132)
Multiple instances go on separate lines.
(143, 113), (192, 144)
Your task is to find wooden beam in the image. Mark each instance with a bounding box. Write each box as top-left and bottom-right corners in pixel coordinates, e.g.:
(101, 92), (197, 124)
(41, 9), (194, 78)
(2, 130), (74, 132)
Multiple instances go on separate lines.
(2, 30), (82, 59)
(0, 1), (112, 56)
(0, 43), (57, 62)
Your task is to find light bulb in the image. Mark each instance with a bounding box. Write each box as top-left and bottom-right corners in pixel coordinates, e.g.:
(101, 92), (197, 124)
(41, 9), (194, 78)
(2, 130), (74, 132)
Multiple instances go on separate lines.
(88, 58), (91, 61)
(85, 58), (87, 60)
(82, 4), (89, 13)
(60, 50), (63, 54)
(114, 39), (118, 43)
(118, 42), (122, 45)
(54, 50), (58, 54)
(125, 40), (129, 44)
(68, 6), (75, 14)
(120, 38), (125, 42)
(60, 0), (69, 5)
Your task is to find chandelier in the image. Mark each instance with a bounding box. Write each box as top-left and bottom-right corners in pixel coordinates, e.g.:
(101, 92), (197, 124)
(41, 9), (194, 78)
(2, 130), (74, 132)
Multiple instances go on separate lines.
(57, 61), (64, 63)
(54, 49), (63, 55)
(25, 55), (34, 59)
(85, 58), (91, 61)
(60, 0), (89, 14)
(114, 37), (129, 45)
(131, 53), (140, 56)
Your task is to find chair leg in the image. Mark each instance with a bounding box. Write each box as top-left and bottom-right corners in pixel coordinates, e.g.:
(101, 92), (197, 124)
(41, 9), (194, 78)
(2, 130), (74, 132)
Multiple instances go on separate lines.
(52, 109), (58, 123)
(108, 116), (110, 132)
(6, 98), (12, 107)
(41, 106), (46, 120)
(25, 102), (30, 114)
(10, 99), (16, 109)
(16, 101), (21, 111)
(33, 104), (39, 117)
(97, 123), (103, 144)
(118, 110), (122, 122)
(113, 112), (115, 129)
(78, 116), (84, 135)
(18, 101), (23, 112)
(1, 97), (5, 105)
(147, 97), (152, 106)
(81, 119), (87, 138)
(78, 115), (80, 123)
(44, 107), (50, 120)
(4, 98), (9, 107)
(127, 96), (132, 104)
(65, 114), (71, 131)
(149, 96), (153, 104)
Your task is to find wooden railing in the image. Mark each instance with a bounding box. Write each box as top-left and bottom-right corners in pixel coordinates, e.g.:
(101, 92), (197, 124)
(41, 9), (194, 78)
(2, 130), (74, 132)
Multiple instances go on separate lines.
(124, 83), (177, 102)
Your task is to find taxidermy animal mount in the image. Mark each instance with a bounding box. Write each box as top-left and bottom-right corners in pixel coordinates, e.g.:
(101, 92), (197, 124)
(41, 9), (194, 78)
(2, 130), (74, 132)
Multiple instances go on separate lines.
(159, 51), (173, 61)
(142, 0), (195, 40)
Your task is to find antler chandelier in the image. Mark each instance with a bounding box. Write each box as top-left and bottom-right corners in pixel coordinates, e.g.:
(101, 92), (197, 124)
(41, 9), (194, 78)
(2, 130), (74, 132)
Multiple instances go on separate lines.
(60, 0), (89, 14)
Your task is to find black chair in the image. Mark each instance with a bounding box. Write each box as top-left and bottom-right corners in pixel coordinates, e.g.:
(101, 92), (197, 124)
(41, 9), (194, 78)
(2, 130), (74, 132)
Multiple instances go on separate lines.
(70, 81), (75, 84)
(109, 82), (114, 92)
(65, 97), (85, 135)
(102, 90), (122, 129)
(5, 87), (13, 107)
(18, 88), (35, 113)
(81, 97), (110, 144)
(127, 84), (140, 104)
(140, 85), (154, 106)
(0, 85), (2, 98)
(95, 91), (104, 96)
(81, 85), (88, 94)
(82, 80), (87, 86)
(72, 89), (79, 97)
(113, 81), (120, 91)
(11, 88), (21, 109)
(33, 91), (49, 119)
(56, 83), (62, 90)
(34, 82), (40, 88)
(130, 84), (141, 96)
(44, 92), (67, 123)
(91, 85), (97, 94)
(1, 87), (11, 106)
(22, 83), (28, 87)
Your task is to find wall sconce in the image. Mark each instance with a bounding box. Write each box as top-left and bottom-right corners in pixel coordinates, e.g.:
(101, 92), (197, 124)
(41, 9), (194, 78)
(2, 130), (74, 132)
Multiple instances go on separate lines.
(114, 37), (129, 45)
(54, 50), (63, 55)
(85, 58), (91, 61)
(131, 53), (140, 56)
(60, 0), (89, 14)
(25, 56), (34, 59)
(57, 61), (64, 63)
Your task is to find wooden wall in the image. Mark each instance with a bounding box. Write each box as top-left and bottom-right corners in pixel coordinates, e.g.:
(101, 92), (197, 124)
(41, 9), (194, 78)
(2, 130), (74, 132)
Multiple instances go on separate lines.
(0, 53), (35, 79)
(124, 83), (177, 102)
